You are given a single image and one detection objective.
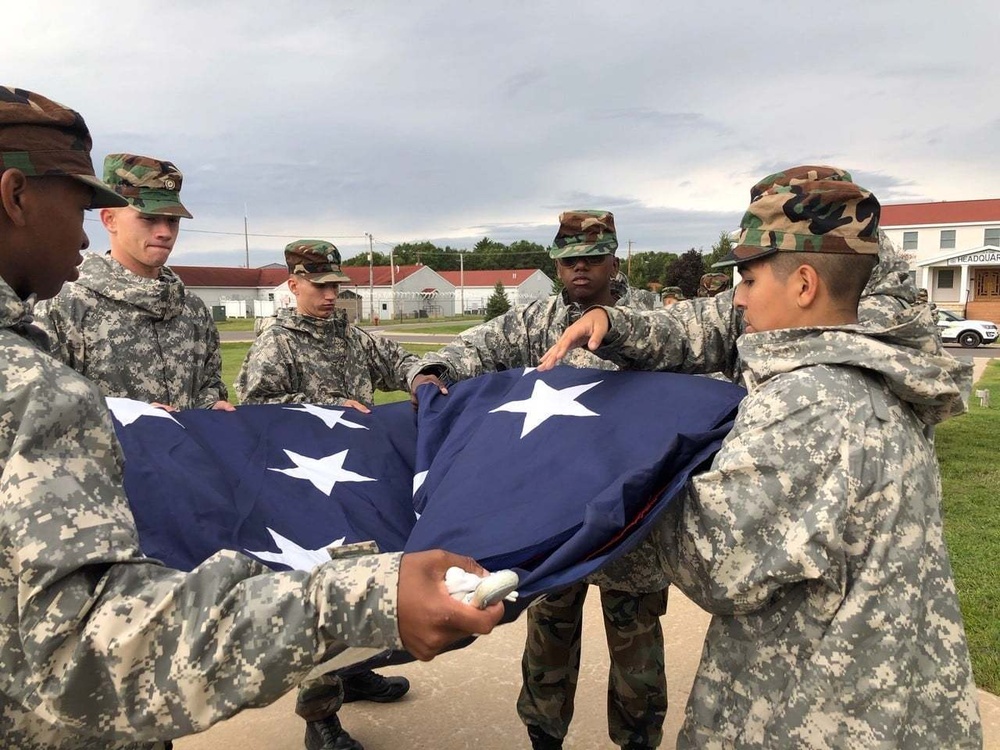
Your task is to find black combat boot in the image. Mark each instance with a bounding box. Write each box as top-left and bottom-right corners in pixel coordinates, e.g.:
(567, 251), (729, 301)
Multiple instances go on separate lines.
(341, 669), (410, 704)
(527, 724), (563, 750)
(303, 715), (363, 750)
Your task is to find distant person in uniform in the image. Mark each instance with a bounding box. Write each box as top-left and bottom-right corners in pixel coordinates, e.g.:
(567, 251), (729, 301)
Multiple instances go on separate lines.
(0, 85), (501, 750)
(660, 285), (685, 306)
(696, 271), (732, 298)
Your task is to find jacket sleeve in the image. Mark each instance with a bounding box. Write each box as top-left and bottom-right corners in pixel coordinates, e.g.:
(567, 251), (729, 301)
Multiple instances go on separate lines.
(234, 330), (306, 404)
(1, 351), (401, 742)
(357, 329), (419, 394)
(657, 370), (857, 615)
(194, 304), (228, 407)
(597, 292), (742, 378)
(406, 304), (540, 386)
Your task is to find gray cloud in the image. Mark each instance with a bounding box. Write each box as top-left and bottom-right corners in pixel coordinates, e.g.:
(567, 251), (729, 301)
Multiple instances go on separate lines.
(7, 0), (999, 267)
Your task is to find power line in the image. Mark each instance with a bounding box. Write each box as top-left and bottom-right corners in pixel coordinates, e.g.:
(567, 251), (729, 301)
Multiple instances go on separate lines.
(82, 216), (366, 240)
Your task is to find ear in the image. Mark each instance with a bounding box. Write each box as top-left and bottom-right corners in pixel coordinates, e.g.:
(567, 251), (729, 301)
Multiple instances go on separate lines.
(100, 208), (117, 232)
(0, 169), (31, 228)
(794, 264), (821, 308)
(288, 276), (299, 295)
(611, 255), (621, 272)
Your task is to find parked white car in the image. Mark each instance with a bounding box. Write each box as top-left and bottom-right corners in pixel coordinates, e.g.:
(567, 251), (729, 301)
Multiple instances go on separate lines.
(936, 309), (999, 348)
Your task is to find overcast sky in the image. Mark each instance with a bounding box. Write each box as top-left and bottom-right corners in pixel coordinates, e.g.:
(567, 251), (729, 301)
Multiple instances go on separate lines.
(6, 1), (999, 267)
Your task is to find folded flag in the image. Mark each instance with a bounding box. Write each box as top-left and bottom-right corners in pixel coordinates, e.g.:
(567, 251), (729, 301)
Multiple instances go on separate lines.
(109, 367), (745, 606)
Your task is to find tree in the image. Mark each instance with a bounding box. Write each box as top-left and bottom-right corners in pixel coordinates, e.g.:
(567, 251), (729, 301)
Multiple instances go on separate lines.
(484, 281), (511, 321)
(342, 250), (390, 267)
(626, 251), (677, 289)
(702, 230), (735, 270)
(663, 248), (705, 298)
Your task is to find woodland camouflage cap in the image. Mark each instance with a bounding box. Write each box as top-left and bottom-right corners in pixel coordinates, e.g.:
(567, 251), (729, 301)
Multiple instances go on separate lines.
(661, 286), (685, 300)
(285, 239), (352, 283)
(104, 153), (193, 218)
(0, 86), (127, 208)
(550, 209), (619, 258)
(715, 165), (880, 268)
(698, 272), (732, 297)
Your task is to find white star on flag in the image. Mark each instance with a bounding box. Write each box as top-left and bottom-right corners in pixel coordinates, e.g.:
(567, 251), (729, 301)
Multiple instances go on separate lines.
(284, 403), (368, 431)
(245, 528), (346, 571)
(490, 379), (603, 438)
(106, 397), (182, 427)
(268, 449), (376, 495)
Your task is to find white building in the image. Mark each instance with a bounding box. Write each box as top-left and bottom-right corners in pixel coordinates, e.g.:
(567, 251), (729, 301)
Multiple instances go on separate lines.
(172, 263), (556, 322)
(170, 266), (290, 319)
(881, 199), (1000, 322)
(436, 269), (553, 314)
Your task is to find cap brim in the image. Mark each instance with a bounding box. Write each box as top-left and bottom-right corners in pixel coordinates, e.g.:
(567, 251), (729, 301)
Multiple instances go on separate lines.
(549, 246), (617, 259)
(126, 200), (193, 219)
(303, 271), (351, 283)
(711, 245), (779, 269)
(71, 175), (129, 208)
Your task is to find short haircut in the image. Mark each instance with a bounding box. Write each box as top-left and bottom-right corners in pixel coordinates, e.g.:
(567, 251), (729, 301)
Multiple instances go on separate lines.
(768, 252), (878, 304)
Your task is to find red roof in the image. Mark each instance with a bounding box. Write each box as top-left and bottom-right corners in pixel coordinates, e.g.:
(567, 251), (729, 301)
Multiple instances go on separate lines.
(171, 265), (289, 288)
(170, 264), (427, 289)
(437, 269), (542, 287)
(881, 199), (1000, 227)
(340, 265), (425, 287)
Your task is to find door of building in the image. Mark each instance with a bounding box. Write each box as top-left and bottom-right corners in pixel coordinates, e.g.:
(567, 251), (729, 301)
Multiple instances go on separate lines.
(967, 268), (1000, 323)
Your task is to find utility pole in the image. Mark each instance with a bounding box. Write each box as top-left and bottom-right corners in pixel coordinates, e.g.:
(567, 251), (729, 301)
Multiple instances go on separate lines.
(390, 246), (398, 321)
(243, 203), (250, 268)
(627, 239), (633, 277)
(366, 233), (374, 324)
(459, 251), (465, 316)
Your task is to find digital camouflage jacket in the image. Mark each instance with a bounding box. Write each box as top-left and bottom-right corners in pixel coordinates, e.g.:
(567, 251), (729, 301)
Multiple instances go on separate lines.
(590, 265), (982, 746)
(36, 253), (227, 409)
(234, 307), (417, 405)
(409, 282), (665, 593)
(0, 278), (402, 749)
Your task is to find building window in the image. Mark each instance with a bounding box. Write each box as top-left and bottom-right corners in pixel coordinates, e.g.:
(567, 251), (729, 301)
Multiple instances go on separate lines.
(937, 269), (955, 290)
(940, 230), (956, 249)
(903, 231), (918, 251)
(986, 228), (1000, 246)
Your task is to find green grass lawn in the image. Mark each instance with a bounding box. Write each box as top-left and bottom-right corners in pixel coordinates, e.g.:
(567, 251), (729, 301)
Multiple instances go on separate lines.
(935, 359), (1000, 693)
(215, 318), (256, 332)
(220, 342), (1000, 693)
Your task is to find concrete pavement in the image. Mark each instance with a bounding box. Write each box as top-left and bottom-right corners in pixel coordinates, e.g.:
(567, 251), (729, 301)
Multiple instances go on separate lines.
(175, 589), (1000, 750)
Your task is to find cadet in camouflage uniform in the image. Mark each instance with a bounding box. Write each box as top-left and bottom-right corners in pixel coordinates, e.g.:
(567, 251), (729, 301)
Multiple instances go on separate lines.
(237, 240), (422, 750)
(660, 286), (685, 306)
(539, 167), (982, 748)
(0, 85), (502, 750)
(36, 153), (231, 411)
(696, 271), (731, 297)
(410, 211), (668, 750)
(235, 240), (425, 410)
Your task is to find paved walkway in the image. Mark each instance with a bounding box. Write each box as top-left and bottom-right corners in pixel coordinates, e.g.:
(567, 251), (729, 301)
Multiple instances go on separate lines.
(176, 590), (1000, 749)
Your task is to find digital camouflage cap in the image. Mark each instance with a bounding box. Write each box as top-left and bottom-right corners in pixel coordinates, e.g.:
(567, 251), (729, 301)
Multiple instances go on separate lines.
(0, 86), (127, 208)
(103, 153), (193, 218)
(285, 239), (352, 283)
(714, 164), (880, 268)
(698, 272), (732, 297)
(550, 209), (619, 259)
